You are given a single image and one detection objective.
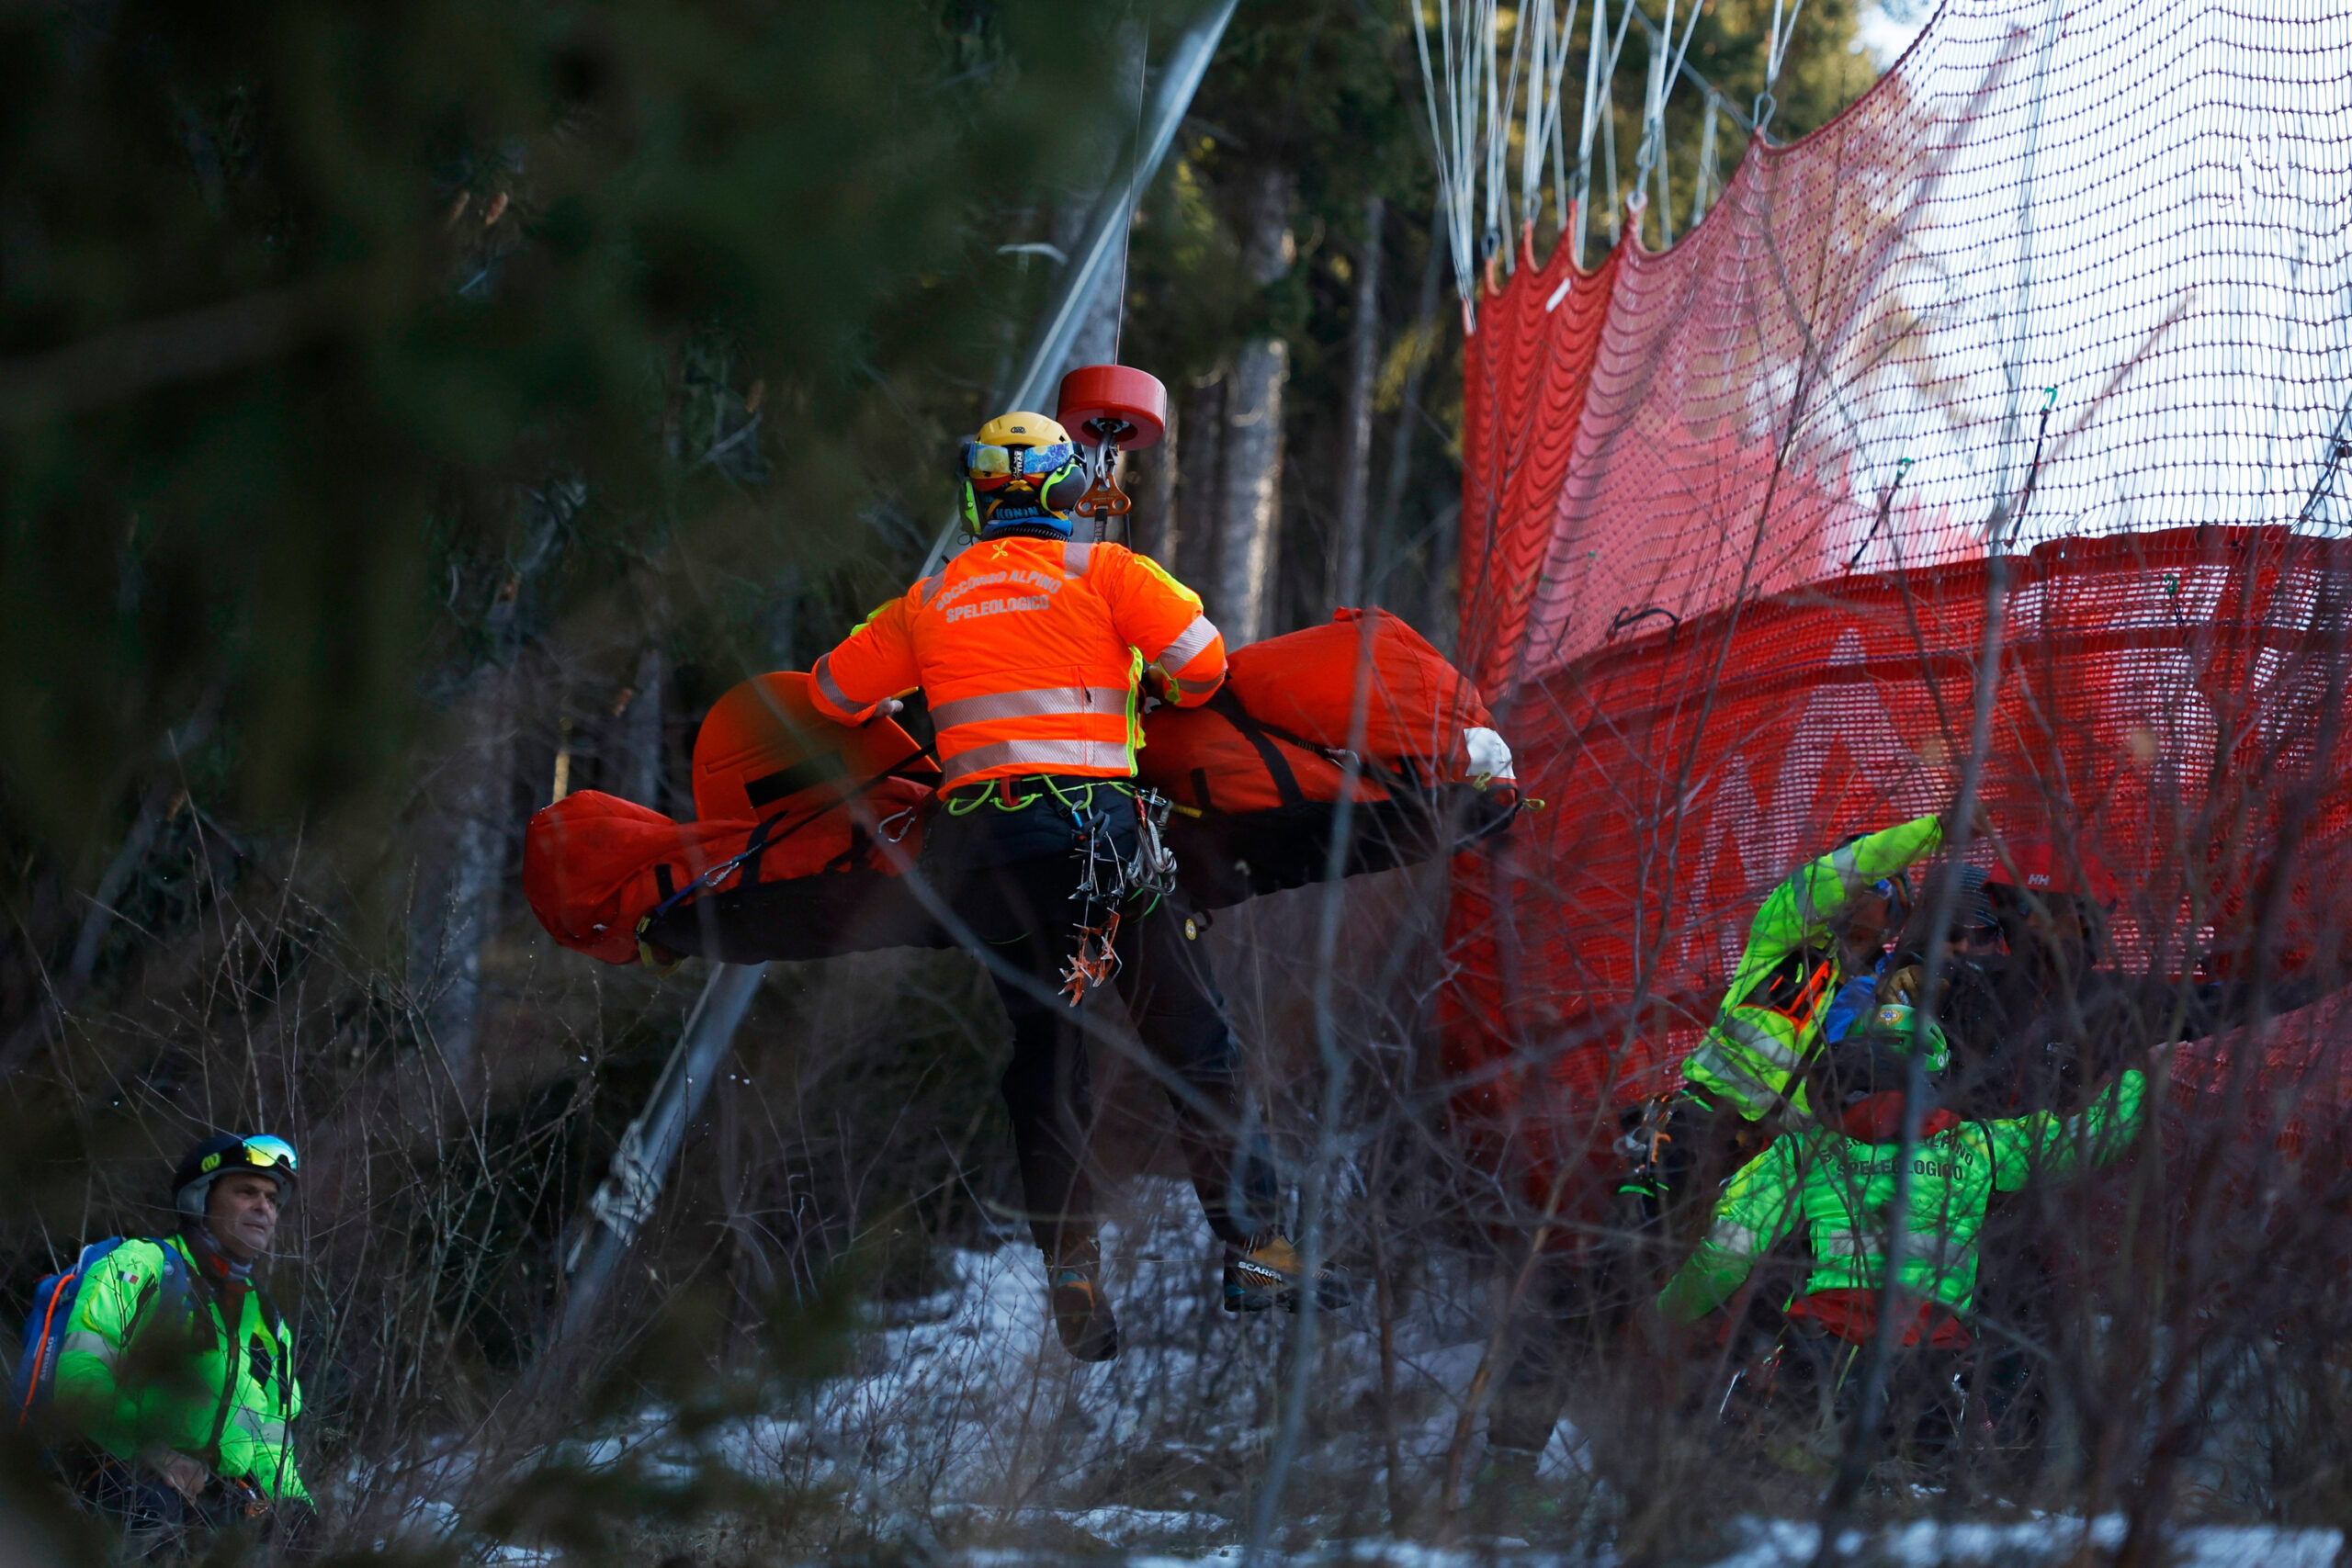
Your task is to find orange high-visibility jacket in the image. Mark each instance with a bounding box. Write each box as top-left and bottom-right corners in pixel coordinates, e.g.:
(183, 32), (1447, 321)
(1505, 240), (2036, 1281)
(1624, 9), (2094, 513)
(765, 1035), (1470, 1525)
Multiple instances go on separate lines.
(808, 536), (1227, 790)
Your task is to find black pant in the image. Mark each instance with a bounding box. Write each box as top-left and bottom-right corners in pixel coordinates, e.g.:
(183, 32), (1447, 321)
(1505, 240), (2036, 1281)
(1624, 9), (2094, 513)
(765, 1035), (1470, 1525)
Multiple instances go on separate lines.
(1722, 1319), (1974, 1472)
(925, 780), (1277, 1258)
(62, 1451), (316, 1562)
(1487, 1090), (1777, 1457)
(1487, 1251), (1594, 1456)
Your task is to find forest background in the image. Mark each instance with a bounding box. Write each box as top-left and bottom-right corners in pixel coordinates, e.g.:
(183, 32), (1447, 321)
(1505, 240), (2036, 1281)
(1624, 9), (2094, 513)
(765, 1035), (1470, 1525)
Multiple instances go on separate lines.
(0, 0), (1887, 1558)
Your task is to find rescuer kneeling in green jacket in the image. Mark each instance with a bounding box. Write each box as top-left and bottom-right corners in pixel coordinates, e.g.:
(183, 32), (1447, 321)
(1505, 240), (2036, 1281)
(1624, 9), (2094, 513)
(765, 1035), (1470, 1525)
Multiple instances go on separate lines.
(1476, 807), (1972, 1510)
(1656, 1003), (2146, 1469)
(46, 1134), (312, 1553)
(1619, 802), (1984, 1235)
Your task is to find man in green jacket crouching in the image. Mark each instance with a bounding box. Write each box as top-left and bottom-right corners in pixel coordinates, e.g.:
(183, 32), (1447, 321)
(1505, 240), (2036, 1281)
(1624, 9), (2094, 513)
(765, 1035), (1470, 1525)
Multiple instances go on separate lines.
(1657, 1004), (2146, 1468)
(1478, 809), (1963, 1506)
(1620, 807), (1973, 1235)
(41, 1132), (311, 1554)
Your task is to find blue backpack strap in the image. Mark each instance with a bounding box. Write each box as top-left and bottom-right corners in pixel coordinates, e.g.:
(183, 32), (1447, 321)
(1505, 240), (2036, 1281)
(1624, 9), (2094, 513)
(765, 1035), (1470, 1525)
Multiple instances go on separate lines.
(12, 1237), (131, 1429)
(150, 1237), (190, 1328)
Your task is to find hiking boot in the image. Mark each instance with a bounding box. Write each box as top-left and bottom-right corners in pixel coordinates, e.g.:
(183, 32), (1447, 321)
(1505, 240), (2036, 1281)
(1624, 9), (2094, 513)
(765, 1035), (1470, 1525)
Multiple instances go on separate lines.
(1222, 1232), (1351, 1314)
(1046, 1256), (1120, 1362)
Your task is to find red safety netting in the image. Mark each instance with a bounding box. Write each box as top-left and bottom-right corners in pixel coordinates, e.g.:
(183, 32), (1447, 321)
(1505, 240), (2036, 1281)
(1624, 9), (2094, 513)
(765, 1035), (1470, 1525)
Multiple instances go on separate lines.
(1442, 0), (2352, 1211)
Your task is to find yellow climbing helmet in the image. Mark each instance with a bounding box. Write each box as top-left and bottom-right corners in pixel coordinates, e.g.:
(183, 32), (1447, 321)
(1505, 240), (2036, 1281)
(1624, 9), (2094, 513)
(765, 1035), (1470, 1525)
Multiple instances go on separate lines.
(960, 411), (1086, 536)
(970, 411), (1072, 456)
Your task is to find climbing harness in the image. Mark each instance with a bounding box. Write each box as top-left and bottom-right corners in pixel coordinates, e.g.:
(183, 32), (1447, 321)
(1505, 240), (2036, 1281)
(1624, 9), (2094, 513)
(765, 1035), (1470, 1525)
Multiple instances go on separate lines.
(937, 773), (1182, 1003)
(1060, 784), (1181, 1001)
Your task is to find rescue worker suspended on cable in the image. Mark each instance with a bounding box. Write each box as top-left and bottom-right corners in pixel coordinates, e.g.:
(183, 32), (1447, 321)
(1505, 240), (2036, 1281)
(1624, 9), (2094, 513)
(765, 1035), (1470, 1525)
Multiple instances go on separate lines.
(807, 404), (1342, 1362)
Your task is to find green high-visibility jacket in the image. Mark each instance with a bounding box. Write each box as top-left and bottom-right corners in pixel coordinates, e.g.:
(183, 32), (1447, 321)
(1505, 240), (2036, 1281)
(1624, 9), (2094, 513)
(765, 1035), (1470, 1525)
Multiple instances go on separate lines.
(50, 1235), (307, 1502)
(1658, 1069), (2147, 1325)
(1681, 814), (1944, 1120)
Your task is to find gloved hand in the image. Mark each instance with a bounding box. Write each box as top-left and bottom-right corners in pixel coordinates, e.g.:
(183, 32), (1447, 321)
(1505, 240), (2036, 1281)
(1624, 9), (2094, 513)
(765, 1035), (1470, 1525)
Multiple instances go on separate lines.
(141, 1446), (209, 1502)
(1941, 795), (1995, 844)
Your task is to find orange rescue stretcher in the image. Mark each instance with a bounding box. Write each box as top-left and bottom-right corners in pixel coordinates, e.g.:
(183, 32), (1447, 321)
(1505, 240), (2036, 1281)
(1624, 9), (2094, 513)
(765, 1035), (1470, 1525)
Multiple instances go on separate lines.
(522, 611), (1521, 968)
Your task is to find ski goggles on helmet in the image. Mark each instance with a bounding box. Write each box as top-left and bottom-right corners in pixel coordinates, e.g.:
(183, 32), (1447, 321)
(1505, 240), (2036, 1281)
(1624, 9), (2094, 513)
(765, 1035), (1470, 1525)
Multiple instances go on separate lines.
(173, 1132), (299, 1217)
(962, 439), (1077, 490)
(236, 1134), (300, 1175)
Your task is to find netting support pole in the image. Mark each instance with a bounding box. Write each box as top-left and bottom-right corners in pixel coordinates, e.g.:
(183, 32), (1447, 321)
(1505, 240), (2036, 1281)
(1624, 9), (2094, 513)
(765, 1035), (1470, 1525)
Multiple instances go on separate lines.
(919, 0), (1239, 579)
(536, 961), (767, 1371)
(2293, 389), (2352, 531)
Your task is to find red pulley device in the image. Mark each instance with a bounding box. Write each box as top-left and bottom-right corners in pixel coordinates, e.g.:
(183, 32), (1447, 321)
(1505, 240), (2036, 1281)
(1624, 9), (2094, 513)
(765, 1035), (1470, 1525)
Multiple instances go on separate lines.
(1057, 363), (1167, 450)
(1056, 364), (1168, 533)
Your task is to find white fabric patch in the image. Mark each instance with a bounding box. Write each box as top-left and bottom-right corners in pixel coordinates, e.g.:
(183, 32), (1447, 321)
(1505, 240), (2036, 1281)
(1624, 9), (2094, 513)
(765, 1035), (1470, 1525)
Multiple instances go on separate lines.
(1464, 727), (1515, 782)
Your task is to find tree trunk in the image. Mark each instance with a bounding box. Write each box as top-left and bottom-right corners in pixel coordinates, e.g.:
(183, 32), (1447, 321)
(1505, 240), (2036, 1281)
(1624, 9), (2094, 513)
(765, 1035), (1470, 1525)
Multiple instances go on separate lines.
(1332, 196), (1385, 610)
(1174, 373), (1225, 591)
(1047, 200), (1126, 386)
(409, 665), (514, 1097)
(408, 480), (571, 1100)
(1377, 225), (1447, 613)
(616, 646), (666, 810)
(717, 1066), (775, 1354)
(1043, 19), (1143, 391)
(1213, 167), (1296, 648)
(1134, 397), (1179, 561)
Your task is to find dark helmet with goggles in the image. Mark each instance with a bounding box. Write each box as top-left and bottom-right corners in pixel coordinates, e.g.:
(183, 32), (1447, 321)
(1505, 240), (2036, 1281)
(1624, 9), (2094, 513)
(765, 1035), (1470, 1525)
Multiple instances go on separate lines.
(959, 412), (1087, 539)
(1818, 1001), (1951, 1106)
(171, 1133), (299, 1219)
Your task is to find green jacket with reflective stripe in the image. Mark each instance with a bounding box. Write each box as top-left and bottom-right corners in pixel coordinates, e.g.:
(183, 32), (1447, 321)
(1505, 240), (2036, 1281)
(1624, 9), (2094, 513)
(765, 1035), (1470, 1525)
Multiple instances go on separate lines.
(1682, 814), (1944, 1119)
(1659, 1069), (2146, 1323)
(50, 1235), (307, 1501)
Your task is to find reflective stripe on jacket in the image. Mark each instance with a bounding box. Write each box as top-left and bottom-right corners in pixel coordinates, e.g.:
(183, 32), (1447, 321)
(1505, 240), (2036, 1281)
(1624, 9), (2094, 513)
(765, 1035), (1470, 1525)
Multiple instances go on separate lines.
(1682, 814), (1944, 1119)
(1657, 1069), (2146, 1327)
(808, 536), (1227, 788)
(50, 1235), (307, 1501)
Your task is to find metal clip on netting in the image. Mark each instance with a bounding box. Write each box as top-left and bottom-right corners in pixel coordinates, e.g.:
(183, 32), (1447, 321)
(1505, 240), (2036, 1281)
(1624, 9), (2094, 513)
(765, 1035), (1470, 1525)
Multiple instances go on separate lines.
(1846, 457), (1917, 571)
(1057, 364), (1168, 544)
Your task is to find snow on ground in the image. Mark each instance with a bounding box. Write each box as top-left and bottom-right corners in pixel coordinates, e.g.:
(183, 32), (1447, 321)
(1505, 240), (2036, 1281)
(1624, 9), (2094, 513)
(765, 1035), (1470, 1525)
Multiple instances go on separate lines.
(949, 1520), (2346, 1566)
(386, 1178), (2342, 1564)
(1702, 1516), (2342, 1568)
(724, 1183), (2342, 1563)
(729, 1176), (1567, 1529)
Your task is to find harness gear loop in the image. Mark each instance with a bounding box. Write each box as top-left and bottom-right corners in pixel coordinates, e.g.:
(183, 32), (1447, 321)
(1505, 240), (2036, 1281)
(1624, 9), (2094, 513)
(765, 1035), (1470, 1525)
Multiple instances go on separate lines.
(1055, 784), (1181, 1003)
(1615, 1089), (1681, 1209)
(1062, 910), (1123, 1002)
